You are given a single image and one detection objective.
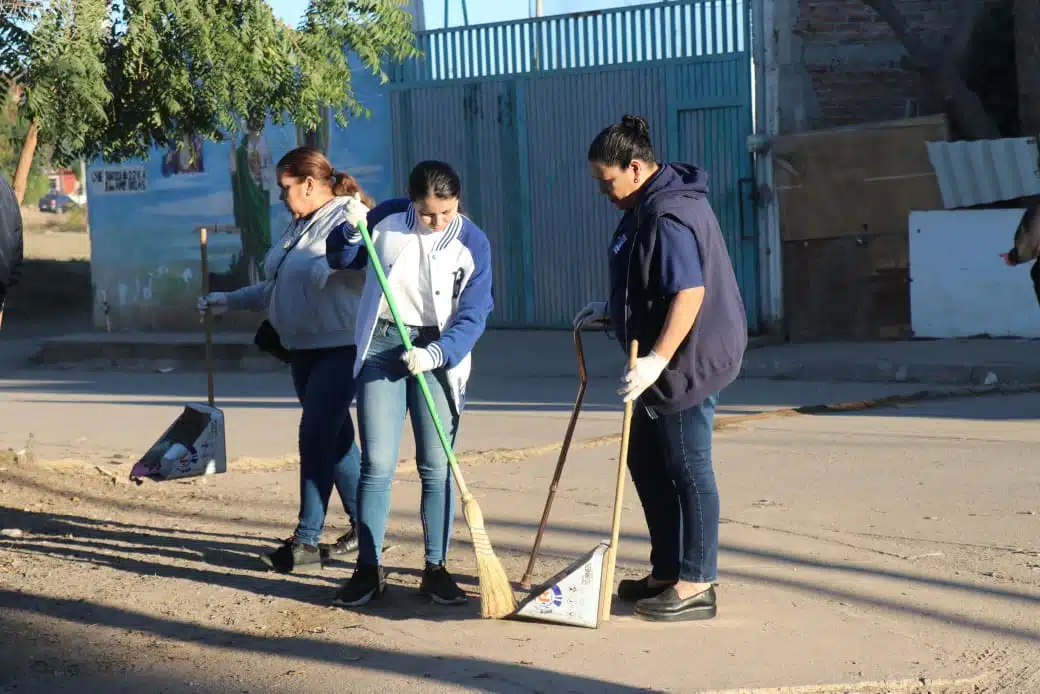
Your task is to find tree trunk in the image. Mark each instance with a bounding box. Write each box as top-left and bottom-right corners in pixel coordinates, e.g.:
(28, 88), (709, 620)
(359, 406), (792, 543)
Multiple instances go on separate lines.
(861, 0), (1001, 140)
(12, 120), (39, 205)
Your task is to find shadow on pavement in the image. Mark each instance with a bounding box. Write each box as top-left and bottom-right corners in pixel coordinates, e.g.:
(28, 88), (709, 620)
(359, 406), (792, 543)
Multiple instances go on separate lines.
(0, 594), (662, 693)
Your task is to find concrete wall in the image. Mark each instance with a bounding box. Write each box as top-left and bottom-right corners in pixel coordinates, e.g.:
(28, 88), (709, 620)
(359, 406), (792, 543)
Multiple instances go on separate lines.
(775, 0), (960, 133)
(909, 209), (1040, 338)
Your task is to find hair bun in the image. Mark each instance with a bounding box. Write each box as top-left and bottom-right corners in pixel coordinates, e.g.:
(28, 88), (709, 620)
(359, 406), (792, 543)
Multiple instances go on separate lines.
(621, 115), (650, 137)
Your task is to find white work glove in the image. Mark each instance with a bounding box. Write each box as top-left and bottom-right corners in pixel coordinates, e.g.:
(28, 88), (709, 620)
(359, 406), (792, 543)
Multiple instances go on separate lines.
(573, 300), (608, 329)
(343, 193), (369, 227)
(619, 351), (668, 403)
(198, 292), (229, 316)
(401, 347), (440, 375)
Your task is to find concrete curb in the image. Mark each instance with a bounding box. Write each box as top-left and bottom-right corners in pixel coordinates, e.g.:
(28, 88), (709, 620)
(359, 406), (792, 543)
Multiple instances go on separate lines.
(739, 356), (1040, 386)
(695, 672), (990, 694)
(32, 333), (1040, 386)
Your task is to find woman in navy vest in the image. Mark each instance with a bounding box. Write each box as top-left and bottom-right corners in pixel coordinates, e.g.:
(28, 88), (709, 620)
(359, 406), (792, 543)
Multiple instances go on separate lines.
(575, 115), (748, 622)
(325, 161), (495, 609)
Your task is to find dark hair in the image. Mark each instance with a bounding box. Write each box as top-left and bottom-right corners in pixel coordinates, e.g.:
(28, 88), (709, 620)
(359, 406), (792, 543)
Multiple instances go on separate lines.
(587, 115), (657, 168)
(408, 160), (462, 201)
(276, 146), (376, 208)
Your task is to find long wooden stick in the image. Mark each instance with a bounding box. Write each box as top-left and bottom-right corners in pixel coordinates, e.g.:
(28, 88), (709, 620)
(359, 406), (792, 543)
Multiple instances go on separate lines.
(199, 227), (214, 407)
(520, 318), (589, 590)
(599, 339), (639, 623)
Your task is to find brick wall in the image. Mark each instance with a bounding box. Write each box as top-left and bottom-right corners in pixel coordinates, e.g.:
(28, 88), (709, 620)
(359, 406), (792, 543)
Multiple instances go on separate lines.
(795, 0), (959, 129)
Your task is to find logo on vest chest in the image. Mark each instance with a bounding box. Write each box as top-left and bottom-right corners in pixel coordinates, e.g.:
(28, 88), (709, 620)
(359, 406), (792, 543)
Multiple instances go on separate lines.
(611, 233), (628, 255)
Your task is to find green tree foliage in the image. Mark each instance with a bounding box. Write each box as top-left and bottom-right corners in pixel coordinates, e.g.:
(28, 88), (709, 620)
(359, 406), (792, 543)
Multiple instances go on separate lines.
(0, 0), (419, 198)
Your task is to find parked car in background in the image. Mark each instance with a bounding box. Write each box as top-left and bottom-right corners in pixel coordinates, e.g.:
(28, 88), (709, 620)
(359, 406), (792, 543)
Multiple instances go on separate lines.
(38, 191), (79, 214)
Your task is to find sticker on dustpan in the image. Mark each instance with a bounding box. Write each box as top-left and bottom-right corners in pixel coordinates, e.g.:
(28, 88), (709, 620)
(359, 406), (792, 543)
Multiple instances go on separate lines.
(512, 541), (607, 629)
(130, 403), (227, 484)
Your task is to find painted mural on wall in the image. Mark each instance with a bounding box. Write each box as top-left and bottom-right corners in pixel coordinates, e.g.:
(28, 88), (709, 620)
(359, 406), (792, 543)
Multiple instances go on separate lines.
(86, 63), (393, 332)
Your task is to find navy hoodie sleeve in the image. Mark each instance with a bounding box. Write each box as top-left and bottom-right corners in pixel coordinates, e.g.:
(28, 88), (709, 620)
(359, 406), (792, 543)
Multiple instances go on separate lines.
(649, 216), (704, 297)
(326, 197), (411, 270)
(0, 174), (22, 298)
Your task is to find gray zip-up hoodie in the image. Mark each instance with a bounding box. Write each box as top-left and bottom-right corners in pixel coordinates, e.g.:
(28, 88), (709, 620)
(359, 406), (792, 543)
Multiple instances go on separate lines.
(227, 194), (368, 350)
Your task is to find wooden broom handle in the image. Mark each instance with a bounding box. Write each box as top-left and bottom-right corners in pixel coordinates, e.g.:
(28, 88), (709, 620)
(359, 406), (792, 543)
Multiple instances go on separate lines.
(599, 338), (639, 623)
(200, 227), (215, 407)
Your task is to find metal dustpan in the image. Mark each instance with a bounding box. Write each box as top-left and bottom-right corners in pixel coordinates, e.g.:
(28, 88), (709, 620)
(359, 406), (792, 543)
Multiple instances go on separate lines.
(512, 541), (608, 629)
(511, 320), (639, 628)
(130, 227), (227, 484)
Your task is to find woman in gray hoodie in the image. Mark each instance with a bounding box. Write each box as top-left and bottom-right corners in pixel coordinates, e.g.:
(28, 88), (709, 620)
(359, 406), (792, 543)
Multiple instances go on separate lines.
(198, 146), (371, 573)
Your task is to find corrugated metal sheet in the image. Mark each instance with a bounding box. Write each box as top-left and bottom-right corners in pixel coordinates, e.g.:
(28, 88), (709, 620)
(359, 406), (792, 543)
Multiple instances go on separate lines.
(394, 0), (748, 84)
(524, 67), (669, 327)
(926, 137), (1040, 209)
(668, 58), (758, 327)
(388, 0), (757, 328)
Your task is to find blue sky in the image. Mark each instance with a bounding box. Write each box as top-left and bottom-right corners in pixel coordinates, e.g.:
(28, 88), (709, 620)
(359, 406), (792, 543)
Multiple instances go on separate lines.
(266, 0), (659, 30)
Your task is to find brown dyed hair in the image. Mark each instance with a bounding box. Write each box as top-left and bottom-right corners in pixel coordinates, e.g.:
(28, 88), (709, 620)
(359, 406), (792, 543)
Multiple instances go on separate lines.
(276, 146), (376, 208)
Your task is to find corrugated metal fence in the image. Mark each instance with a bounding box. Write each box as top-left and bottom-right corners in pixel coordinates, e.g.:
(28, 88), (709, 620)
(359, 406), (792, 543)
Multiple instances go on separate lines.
(389, 0), (759, 329)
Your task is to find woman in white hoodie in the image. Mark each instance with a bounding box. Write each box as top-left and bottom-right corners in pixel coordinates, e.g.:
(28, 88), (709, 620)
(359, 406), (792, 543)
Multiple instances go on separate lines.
(198, 146), (371, 573)
(324, 160), (495, 608)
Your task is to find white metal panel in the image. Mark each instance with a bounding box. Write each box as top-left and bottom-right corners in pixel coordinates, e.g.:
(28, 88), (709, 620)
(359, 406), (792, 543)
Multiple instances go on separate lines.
(909, 209), (1040, 338)
(926, 137), (1040, 209)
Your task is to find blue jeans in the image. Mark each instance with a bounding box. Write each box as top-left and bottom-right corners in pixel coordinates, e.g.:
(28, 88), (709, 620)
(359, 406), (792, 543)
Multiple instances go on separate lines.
(627, 394), (720, 583)
(355, 320), (459, 568)
(289, 345), (361, 547)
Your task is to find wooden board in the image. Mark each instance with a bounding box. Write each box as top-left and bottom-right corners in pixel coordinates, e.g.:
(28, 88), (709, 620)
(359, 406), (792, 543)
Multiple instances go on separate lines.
(773, 115), (949, 243)
(782, 233), (911, 342)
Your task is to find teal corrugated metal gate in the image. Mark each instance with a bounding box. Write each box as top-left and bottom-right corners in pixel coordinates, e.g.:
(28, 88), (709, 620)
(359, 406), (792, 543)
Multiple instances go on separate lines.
(389, 0), (758, 330)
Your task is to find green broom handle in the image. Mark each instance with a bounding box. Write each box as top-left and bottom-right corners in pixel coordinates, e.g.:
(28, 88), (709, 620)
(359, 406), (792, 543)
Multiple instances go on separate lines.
(356, 219), (463, 475)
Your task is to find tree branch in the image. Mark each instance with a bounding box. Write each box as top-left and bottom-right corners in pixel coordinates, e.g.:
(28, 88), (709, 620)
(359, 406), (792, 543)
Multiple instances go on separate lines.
(860, 0), (1001, 140)
(949, 0), (989, 61)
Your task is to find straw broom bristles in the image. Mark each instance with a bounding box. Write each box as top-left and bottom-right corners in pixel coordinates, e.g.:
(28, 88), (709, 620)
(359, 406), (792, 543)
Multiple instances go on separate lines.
(458, 486), (517, 618)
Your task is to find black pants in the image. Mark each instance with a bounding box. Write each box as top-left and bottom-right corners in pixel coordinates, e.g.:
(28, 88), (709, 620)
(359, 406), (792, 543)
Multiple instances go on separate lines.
(288, 345), (360, 546)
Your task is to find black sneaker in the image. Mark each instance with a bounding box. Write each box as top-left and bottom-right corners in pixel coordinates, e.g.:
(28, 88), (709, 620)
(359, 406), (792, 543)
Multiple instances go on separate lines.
(333, 564), (387, 608)
(319, 526), (359, 560)
(260, 537), (323, 574)
(419, 563), (468, 605)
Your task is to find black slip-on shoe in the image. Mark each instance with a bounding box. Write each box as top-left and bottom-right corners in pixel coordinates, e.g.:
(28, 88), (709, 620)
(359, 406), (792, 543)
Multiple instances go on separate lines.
(617, 575), (678, 602)
(634, 585), (717, 622)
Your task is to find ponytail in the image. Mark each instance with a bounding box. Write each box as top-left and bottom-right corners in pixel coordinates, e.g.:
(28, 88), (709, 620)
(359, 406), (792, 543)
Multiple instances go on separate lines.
(331, 170), (376, 209)
(277, 146), (376, 208)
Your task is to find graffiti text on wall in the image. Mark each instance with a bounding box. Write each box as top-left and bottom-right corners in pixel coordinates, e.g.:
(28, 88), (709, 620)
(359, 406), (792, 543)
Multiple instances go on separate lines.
(90, 167), (148, 193)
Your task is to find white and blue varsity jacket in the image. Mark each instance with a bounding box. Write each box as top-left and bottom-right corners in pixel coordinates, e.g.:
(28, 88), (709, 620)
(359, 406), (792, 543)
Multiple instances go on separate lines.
(326, 197), (494, 414)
